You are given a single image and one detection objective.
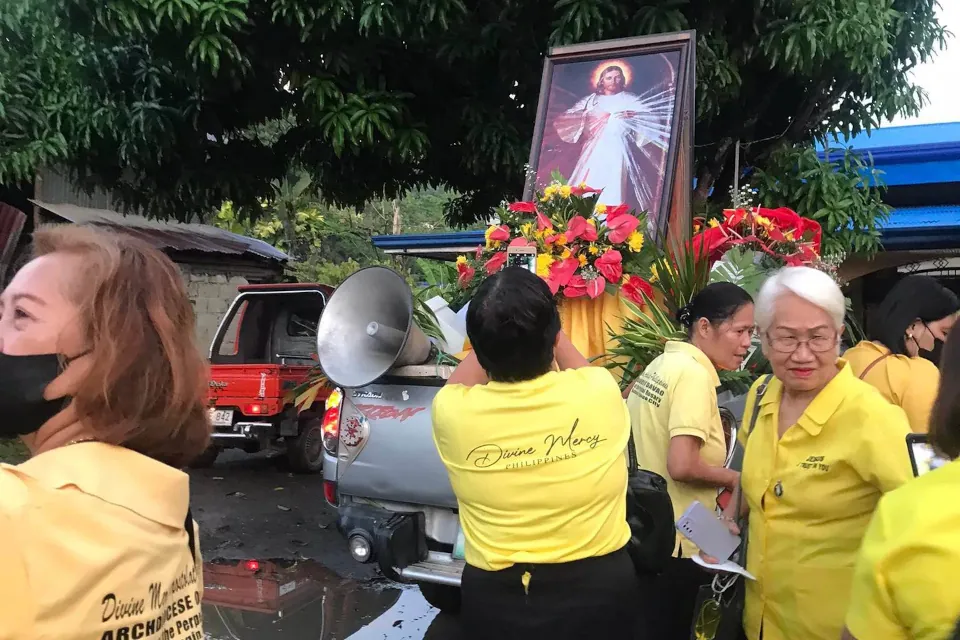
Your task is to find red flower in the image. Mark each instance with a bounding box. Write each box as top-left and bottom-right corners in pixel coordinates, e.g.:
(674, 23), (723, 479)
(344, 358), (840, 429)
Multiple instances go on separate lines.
(546, 257), (580, 295)
(488, 225), (510, 242)
(508, 201), (538, 213)
(484, 251), (508, 275)
(457, 263), (475, 288)
(607, 213), (640, 244)
(621, 275), (654, 306)
(536, 210), (553, 231)
(691, 226), (729, 261)
(566, 215), (588, 240)
(605, 204), (630, 221)
(585, 274), (606, 299)
(508, 237), (535, 248)
(475, 245), (484, 260)
(570, 184), (602, 196)
(724, 209), (747, 227)
(594, 249), (623, 283)
(563, 275), (588, 298)
(798, 217), (822, 252)
(784, 254), (805, 267)
(581, 221), (598, 242)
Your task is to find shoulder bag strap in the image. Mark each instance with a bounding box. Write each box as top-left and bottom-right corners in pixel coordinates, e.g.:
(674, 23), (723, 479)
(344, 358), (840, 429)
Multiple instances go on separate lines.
(859, 353), (892, 380)
(184, 507), (198, 564)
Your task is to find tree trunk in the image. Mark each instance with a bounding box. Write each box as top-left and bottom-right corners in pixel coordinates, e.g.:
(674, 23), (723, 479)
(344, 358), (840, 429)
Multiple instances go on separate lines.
(391, 198), (402, 235)
(280, 204), (300, 260)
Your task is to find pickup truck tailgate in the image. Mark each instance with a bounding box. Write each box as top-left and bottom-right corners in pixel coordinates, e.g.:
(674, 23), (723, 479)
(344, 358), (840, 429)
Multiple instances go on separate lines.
(336, 380), (457, 509)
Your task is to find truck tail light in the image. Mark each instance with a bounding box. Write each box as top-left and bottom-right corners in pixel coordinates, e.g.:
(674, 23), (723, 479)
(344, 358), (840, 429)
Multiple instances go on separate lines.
(243, 403), (266, 415)
(323, 480), (338, 505)
(321, 388), (343, 455)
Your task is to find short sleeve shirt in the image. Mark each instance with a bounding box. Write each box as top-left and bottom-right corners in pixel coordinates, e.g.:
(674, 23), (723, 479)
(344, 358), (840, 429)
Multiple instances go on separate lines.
(846, 458), (960, 640)
(626, 341), (726, 557)
(0, 443), (204, 640)
(737, 362), (913, 640)
(432, 367), (632, 571)
(845, 340), (940, 433)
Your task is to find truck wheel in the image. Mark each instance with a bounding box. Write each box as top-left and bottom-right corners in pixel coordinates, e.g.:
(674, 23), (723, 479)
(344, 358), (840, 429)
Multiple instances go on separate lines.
(416, 582), (461, 614)
(188, 446), (220, 469)
(286, 419), (324, 473)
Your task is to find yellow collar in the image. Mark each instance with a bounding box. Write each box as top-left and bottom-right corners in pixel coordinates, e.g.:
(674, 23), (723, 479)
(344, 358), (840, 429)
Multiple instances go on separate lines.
(9, 442), (189, 529)
(758, 359), (857, 436)
(664, 341), (721, 387)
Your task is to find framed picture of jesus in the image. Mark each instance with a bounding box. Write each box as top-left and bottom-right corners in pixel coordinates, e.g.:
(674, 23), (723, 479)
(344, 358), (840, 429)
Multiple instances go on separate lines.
(524, 31), (696, 242)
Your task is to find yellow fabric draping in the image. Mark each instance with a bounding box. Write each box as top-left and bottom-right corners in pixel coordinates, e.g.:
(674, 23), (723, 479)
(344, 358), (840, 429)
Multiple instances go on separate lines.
(455, 293), (638, 379)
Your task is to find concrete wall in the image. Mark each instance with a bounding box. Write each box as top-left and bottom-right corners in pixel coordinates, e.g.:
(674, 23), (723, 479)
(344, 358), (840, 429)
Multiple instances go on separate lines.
(179, 264), (250, 352)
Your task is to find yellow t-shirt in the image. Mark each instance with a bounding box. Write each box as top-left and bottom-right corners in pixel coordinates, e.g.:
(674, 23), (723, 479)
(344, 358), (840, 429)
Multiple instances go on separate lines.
(738, 361), (913, 640)
(626, 340), (726, 558)
(844, 340), (939, 433)
(432, 367), (632, 571)
(846, 458), (960, 640)
(0, 442), (204, 640)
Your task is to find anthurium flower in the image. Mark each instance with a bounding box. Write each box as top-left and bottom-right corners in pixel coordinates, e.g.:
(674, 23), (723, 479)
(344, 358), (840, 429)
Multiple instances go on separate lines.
(486, 225), (510, 242)
(607, 212), (640, 244)
(508, 201), (538, 213)
(594, 249), (623, 283)
(562, 275), (588, 298)
(621, 275), (654, 306)
(457, 262), (475, 288)
(724, 208), (746, 227)
(585, 273), (606, 299)
(691, 226), (729, 261)
(582, 219), (598, 242)
(536, 210), (553, 231)
(566, 216), (588, 240)
(570, 184), (602, 196)
(509, 237), (535, 248)
(545, 257), (579, 295)
(484, 250), (508, 275)
(605, 204), (630, 221)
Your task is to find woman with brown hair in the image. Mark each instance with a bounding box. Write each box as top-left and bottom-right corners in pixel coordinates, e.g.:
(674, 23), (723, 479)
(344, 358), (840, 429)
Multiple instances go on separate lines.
(0, 225), (211, 639)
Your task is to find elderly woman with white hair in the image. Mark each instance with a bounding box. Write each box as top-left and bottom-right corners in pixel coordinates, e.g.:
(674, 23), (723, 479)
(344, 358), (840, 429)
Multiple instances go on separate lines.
(704, 266), (913, 640)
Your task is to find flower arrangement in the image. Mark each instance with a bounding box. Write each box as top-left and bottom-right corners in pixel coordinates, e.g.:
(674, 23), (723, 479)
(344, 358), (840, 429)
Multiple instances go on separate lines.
(692, 206), (822, 267)
(455, 178), (655, 305)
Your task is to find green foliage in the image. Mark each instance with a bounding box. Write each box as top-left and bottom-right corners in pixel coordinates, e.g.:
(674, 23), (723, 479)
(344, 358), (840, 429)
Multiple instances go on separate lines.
(751, 146), (891, 257)
(0, 0), (945, 236)
(416, 258), (471, 312)
(0, 439), (29, 464)
(708, 248), (768, 298)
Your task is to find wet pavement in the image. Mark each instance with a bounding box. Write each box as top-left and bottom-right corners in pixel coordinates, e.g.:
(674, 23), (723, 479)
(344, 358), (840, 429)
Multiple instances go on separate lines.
(190, 451), (463, 639)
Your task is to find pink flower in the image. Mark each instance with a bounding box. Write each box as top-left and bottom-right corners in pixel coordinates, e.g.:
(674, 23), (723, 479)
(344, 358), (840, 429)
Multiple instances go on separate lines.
(607, 213), (640, 244)
(594, 250), (623, 283)
(488, 225), (510, 242)
(508, 201), (538, 213)
(605, 204), (630, 221)
(508, 237), (535, 248)
(581, 221), (598, 242)
(484, 251), (508, 275)
(563, 275), (587, 298)
(566, 216), (588, 240)
(621, 275), (654, 306)
(585, 274), (606, 299)
(546, 257), (580, 295)
(570, 184), (602, 196)
(475, 245), (483, 260)
(536, 210), (553, 231)
(457, 264), (475, 288)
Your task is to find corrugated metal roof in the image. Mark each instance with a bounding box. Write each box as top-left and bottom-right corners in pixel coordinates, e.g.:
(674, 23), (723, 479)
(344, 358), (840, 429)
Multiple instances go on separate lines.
(881, 205), (960, 229)
(31, 201), (289, 263)
(821, 122), (960, 151)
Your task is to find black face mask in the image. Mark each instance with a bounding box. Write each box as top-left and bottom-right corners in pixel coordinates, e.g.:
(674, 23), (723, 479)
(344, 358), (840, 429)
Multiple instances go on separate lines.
(0, 352), (79, 438)
(913, 323), (944, 366)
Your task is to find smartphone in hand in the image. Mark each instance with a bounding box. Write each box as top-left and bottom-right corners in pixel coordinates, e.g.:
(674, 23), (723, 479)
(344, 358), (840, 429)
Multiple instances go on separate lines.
(676, 500), (740, 561)
(506, 245), (537, 274)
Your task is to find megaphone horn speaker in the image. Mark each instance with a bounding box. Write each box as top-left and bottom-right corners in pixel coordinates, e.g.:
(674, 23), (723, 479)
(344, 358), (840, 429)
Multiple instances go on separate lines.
(316, 266), (433, 388)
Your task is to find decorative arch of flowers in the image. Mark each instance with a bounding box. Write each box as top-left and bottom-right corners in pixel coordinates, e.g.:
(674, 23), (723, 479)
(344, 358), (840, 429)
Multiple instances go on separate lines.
(455, 180), (656, 306)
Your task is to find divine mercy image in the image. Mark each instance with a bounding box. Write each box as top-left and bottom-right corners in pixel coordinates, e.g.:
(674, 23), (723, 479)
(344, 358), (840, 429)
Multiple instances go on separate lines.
(532, 51), (681, 230)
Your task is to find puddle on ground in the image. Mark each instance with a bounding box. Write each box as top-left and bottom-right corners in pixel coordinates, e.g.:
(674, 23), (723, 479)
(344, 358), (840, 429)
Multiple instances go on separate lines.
(202, 559), (462, 639)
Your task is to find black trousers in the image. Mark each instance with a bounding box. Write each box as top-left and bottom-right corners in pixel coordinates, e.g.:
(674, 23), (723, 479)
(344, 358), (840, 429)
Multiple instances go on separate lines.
(461, 546), (641, 640)
(636, 556), (714, 639)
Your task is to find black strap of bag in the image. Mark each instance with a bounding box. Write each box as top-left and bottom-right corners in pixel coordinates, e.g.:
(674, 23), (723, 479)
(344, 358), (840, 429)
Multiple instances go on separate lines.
(625, 422), (675, 575)
(688, 375), (771, 640)
(184, 507), (198, 564)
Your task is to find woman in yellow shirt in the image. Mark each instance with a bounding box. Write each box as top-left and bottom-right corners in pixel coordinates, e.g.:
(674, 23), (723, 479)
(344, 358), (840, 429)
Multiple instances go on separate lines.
(706, 266), (913, 640)
(844, 320), (960, 640)
(845, 274), (958, 432)
(432, 267), (637, 640)
(627, 282), (754, 640)
(0, 226), (210, 639)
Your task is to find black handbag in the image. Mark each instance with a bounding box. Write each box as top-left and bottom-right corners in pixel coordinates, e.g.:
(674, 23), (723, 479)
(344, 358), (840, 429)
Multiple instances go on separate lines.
(689, 375), (771, 640)
(624, 428), (675, 575)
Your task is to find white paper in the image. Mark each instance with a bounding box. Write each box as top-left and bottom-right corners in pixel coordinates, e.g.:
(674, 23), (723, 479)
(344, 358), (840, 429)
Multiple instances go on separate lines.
(692, 554), (756, 580)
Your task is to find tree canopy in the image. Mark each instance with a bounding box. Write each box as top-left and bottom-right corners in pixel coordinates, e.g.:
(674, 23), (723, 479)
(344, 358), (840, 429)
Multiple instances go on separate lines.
(0, 0), (948, 246)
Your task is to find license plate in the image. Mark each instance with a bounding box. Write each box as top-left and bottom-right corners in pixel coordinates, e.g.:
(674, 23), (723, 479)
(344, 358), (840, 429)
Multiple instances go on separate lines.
(453, 528), (466, 560)
(208, 408), (234, 427)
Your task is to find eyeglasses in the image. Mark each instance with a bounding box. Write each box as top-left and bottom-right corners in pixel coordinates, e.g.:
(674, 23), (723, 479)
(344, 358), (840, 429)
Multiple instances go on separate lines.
(764, 332), (837, 353)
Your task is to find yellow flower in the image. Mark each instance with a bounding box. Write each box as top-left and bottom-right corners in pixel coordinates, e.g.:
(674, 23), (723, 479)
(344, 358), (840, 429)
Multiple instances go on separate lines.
(708, 218), (720, 228)
(561, 249), (573, 260)
(627, 231), (644, 253)
(542, 184), (559, 201)
(520, 223), (532, 236)
(595, 204), (607, 215)
(578, 254), (588, 266)
(755, 215), (771, 228)
(588, 244), (599, 255)
(650, 264), (659, 283)
(555, 233), (568, 246)
(784, 229), (795, 242)
(535, 228), (548, 240)
(559, 185), (572, 198)
(578, 182), (587, 189)
(536, 253), (554, 277)
(456, 255), (467, 266)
